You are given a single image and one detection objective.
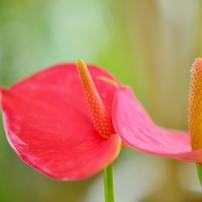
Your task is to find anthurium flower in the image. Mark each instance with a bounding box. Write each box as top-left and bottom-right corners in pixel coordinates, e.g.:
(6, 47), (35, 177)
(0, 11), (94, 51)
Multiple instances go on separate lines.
(0, 60), (122, 180)
(2, 58), (200, 182)
(113, 58), (202, 163)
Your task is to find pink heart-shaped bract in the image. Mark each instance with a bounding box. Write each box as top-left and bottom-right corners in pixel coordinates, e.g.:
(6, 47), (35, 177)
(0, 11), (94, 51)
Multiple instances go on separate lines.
(112, 86), (202, 163)
(0, 63), (121, 180)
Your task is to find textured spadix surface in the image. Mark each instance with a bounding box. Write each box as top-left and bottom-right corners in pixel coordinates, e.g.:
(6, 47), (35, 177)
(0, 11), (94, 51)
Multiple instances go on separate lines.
(189, 58), (202, 150)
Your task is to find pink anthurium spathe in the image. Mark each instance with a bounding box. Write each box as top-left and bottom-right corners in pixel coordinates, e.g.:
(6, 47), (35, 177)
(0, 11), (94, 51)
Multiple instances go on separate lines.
(112, 58), (202, 163)
(0, 60), (122, 180)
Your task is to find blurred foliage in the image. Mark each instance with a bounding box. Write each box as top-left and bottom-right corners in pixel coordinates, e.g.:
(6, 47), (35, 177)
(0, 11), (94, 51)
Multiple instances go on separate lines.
(1, 0), (202, 201)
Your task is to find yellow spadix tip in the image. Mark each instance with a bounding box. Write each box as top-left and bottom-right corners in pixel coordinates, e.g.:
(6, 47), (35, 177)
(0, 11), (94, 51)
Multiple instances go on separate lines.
(76, 59), (86, 69)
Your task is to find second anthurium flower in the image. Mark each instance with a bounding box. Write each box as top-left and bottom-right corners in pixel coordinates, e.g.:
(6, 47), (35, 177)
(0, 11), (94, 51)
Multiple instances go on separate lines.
(113, 58), (202, 163)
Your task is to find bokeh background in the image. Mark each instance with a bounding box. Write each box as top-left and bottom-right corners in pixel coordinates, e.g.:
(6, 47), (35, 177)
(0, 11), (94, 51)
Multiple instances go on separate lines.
(1, 0), (202, 201)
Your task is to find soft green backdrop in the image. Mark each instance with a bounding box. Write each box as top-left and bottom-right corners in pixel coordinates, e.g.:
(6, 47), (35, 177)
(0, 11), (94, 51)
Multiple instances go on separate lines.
(1, 0), (202, 201)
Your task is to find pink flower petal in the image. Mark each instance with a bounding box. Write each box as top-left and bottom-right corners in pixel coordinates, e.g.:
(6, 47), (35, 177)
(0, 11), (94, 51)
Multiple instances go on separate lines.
(1, 63), (121, 180)
(112, 86), (202, 163)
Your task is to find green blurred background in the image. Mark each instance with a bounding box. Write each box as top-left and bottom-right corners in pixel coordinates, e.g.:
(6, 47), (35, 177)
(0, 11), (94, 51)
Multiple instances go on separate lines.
(1, 0), (202, 201)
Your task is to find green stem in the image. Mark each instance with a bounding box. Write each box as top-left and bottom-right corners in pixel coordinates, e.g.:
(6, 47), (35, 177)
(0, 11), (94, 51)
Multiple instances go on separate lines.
(104, 163), (114, 202)
(196, 163), (202, 186)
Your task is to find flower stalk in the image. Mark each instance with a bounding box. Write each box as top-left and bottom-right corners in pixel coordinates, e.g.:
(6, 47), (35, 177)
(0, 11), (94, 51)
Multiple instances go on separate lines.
(104, 163), (115, 202)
